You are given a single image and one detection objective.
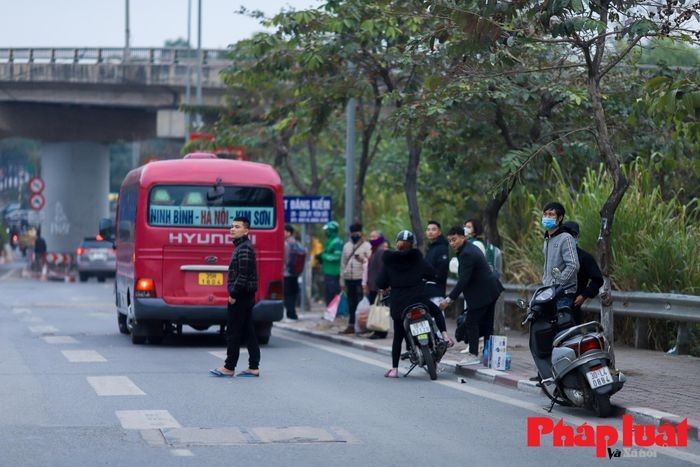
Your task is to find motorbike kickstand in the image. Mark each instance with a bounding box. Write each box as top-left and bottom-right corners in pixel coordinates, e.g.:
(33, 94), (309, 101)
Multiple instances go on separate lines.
(404, 364), (417, 377)
(546, 398), (556, 413)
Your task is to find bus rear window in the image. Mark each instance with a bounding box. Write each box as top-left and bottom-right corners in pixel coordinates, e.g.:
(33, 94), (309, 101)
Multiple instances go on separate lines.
(147, 185), (276, 229)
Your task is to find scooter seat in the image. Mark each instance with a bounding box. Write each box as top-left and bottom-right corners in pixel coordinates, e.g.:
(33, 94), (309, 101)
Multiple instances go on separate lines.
(553, 321), (603, 347)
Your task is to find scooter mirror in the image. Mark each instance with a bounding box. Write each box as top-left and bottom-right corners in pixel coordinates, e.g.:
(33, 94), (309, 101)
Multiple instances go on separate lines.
(516, 298), (527, 310)
(552, 267), (562, 280)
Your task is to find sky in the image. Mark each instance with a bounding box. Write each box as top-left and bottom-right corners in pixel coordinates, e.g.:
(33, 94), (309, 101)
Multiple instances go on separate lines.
(1, 0), (322, 50)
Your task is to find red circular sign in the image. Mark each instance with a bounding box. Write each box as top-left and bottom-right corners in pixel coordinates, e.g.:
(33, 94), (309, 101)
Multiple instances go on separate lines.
(28, 176), (45, 193)
(29, 193), (45, 211)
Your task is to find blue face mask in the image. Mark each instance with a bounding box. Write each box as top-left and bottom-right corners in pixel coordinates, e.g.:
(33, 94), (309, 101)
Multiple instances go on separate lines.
(542, 217), (557, 230)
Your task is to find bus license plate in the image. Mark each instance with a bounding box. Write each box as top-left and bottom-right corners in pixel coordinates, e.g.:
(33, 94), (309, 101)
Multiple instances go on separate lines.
(586, 366), (614, 389)
(410, 320), (431, 336)
(198, 272), (223, 286)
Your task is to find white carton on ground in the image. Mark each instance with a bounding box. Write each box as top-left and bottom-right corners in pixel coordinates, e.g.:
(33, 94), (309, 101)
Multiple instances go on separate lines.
(490, 335), (508, 370)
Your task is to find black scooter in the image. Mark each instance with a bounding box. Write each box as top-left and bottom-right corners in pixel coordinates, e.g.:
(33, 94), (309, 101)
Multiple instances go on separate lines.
(518, 270), (625, 417)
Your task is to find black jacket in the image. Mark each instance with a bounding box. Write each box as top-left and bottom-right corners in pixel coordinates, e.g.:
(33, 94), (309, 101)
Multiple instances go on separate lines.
(228, 235), (258, 299)
(576, 246), (603, 301)
(448, 241), (503, 310)
(376, 248), (437, 321)
(424, 235), (449, 296)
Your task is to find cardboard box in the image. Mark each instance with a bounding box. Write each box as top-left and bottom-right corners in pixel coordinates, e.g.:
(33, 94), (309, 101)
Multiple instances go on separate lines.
(490, 335), (508, 370)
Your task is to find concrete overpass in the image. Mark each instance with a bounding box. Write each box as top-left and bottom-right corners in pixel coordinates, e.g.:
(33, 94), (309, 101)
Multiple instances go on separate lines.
(0, 47), (230, 251)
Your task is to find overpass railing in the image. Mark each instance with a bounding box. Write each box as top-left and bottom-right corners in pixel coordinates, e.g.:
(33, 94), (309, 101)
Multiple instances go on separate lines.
(0, 47), (231, 65)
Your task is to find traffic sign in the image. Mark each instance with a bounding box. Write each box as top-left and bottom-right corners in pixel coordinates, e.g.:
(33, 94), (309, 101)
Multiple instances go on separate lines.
(29, 193), (45, 211)
(283, 196), (332, 224)
(28, 176), (45, 194)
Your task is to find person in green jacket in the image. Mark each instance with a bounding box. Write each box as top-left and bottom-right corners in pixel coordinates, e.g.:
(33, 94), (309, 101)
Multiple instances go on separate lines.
(316, 221), (343, 305)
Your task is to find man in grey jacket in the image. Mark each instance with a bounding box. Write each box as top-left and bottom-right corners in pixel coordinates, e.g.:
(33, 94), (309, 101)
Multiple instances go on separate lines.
(541, 202), (579, 312)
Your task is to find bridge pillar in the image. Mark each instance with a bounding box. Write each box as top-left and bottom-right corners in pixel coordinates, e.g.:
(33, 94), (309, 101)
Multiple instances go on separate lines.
(40, 142), (109, 252)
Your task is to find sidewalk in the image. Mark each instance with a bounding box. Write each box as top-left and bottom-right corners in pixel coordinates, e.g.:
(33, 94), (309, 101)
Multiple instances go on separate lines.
(276, 306), (700, 441)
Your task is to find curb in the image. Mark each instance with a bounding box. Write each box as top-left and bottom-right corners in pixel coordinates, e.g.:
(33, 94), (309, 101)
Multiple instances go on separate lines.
(275, 322), (700, 442)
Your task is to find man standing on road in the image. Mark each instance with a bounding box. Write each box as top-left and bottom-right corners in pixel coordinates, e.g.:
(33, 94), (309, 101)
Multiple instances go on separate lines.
(424, 220), (449, 300)
(562, 221), (603, 325)
(440, 227), (503, 366)
(210, 216), (261, 378)
(317, 221), (343, 305)
(283, 225), (301, 321)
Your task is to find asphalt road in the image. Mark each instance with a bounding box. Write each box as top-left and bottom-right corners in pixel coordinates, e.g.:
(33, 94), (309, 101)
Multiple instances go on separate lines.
(1, 273), (699, 466)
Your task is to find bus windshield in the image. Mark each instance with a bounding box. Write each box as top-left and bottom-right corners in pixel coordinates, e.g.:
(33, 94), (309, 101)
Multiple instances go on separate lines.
(147, 184), (276, 229)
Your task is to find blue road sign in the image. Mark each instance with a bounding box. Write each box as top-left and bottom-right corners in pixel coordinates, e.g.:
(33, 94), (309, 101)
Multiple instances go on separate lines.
(283, 196), (332, 224)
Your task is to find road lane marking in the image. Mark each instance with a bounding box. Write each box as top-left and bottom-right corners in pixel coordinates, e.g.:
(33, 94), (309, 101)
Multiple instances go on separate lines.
(277, 332), (700, 465)
(42, 336), (79, 344)
(116, 410), (181, 430)
(29, 325), (59, 334)
(87, 376), (146, 396)
(61, 350), (107, 363)
(208, 350), (247, 360)
(170, 449), (194, 457)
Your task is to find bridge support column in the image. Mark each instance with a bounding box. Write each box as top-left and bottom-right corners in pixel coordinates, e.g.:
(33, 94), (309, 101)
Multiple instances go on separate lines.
(40, 142), (109, 252)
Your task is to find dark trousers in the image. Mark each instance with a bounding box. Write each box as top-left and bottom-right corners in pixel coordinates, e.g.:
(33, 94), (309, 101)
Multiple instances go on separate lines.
(464, 304), (489, 357)
(479, 300), (496, 344)
(392, 317), (406, 368)
(323, 275), (340, 305)
(368, 290), (387, 338)
(283, 276), (299, 319)
(224, 294), (260, 371)
(344, 279), (362, 326)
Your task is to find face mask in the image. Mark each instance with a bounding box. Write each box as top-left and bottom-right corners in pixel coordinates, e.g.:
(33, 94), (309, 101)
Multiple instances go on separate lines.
(464, 227), (472, 236)
(542, 217), (557, 230)
(350, 234), (361, 244)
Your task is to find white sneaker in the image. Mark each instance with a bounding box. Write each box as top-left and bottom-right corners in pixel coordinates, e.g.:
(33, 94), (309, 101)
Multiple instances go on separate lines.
(460, 347), (471, 354)
(457, 355), (481, 366)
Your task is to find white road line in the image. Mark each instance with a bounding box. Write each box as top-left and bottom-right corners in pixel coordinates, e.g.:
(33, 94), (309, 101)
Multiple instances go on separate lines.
(208, 349), (247, 360)
(116, 410), (181, 430)
(170, 449), (194, 457)
(277, 332), (700, 466)
(28, 325), (59, 334)
(61, 350), (107, 363)
(87, 376), (146, 396)
(41, 336), (79, 344)
(0, 269), (17, 281)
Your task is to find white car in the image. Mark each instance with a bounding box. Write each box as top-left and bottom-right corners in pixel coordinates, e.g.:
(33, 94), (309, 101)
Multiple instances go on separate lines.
(76, 237), (116, 282)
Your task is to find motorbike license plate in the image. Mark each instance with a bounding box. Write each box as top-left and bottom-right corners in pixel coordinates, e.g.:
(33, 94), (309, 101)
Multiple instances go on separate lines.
(198, 272), (223, 286)
(586, 366), (614, 389)
(410, 320), (431, 336)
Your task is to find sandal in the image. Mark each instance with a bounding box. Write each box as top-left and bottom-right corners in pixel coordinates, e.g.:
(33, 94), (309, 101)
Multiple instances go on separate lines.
(236, 369), (260, 377)
(209, 368), (234, 377)
(384, 368), (399, 378)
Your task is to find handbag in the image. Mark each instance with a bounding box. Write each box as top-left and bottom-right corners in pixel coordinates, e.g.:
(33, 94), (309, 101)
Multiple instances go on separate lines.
(367, 293), (391, 332)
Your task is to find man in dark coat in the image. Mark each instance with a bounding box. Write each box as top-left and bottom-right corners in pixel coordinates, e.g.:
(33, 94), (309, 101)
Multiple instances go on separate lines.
(562, 221), (604, 325)
(424, 220), (449, 298)
(440, 226), (503, 366)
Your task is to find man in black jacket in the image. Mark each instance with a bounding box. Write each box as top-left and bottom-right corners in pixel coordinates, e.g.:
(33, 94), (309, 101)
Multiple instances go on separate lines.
(440, 226), (503, 366)
(210, 216), (261, 378)
(424, 220), (449, 298)
(562, 221), (604, 325)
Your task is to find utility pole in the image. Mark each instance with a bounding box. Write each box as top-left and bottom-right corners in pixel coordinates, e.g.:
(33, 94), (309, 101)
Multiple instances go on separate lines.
(195, 0), (203, 129)
(344, 96), (356, 235)
(124, 0), (131, 61)
(184, 0), (192, 139)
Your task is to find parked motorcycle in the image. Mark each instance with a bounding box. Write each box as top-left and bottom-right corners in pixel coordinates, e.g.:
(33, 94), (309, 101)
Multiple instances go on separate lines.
(396, 299), (448, 380)
(518, 269), (626, 417)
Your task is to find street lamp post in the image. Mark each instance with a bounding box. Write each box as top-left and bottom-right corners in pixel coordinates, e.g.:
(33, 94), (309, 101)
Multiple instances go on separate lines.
(195, 0), (203, 129)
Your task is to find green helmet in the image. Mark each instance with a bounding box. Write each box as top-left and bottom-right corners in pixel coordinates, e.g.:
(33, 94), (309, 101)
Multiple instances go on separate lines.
(323, 221), (339, 232)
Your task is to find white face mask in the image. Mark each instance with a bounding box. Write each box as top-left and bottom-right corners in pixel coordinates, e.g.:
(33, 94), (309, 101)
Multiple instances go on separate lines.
(464, 227), (472, 236)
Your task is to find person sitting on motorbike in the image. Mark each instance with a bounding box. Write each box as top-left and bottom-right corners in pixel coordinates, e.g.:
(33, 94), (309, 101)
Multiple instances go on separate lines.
(376, 230), (454, 378)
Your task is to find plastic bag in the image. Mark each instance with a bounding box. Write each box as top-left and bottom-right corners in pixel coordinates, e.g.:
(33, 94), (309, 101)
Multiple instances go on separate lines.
(324, 294), (341, 321)
(354, 297), (370, 333)
(336, 293), (348, 317)
(367, 294), (390, 332)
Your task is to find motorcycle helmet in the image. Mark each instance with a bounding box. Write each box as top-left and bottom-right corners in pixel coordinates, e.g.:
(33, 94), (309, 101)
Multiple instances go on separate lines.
(395, 230), (414, 243)
(323, 221), (339, 232)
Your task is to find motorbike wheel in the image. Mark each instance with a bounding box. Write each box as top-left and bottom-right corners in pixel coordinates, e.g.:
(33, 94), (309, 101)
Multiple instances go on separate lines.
(421, 346), (437, 381)
(591, 391), (613, 418)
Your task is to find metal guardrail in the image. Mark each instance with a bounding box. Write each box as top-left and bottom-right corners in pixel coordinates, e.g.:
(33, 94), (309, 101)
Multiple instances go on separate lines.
(500, 284), (700, 323)
(0, 47), (231, 65)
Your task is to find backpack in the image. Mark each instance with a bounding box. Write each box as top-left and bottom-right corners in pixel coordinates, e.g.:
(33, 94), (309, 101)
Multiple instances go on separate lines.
(485, 243), (503, 278)
(289, 242), (307, 275)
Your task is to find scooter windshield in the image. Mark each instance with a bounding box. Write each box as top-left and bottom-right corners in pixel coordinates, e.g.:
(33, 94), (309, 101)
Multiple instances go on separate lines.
(533, 287), (555, 302)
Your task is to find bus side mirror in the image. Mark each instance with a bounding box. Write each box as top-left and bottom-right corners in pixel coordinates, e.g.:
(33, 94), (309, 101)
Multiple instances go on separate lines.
(99, 218), (115, 242)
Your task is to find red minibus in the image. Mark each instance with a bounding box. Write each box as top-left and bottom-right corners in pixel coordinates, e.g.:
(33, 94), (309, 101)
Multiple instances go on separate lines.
(100, 152), (284, 344)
